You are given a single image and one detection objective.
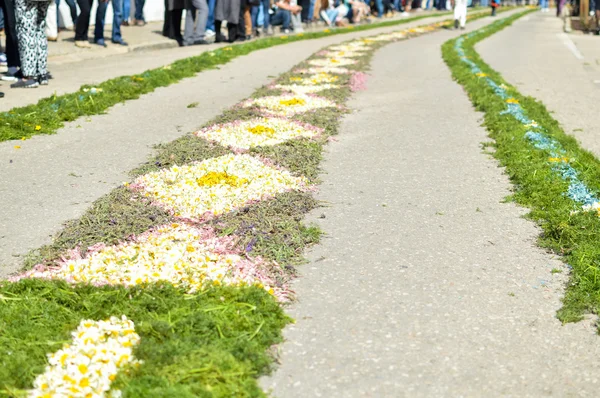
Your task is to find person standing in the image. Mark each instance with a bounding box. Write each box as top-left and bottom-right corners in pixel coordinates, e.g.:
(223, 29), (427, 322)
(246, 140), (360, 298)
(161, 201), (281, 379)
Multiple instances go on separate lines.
(133, 0), (144, 24)
(45, 0), (56, 40)
(122, 0), (130, 24)
(214, 0), (241, 42)
(94, 0), (128, 46)
(74, 0), (93, 47)
(183, 0), (209, 45)
(12, 0), (50, 87)
(453, 0), (467, 29)
(0, 0), (22, 80)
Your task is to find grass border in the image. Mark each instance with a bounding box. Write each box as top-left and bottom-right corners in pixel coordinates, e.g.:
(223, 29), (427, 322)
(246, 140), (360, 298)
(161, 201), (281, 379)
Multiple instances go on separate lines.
(442, 9), (600, 325)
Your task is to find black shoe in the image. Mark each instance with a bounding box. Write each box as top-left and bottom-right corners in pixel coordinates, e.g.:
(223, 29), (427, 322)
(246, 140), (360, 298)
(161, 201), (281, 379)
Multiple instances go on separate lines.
(112, 39), (129, 46)
(245, 35), (252, 40)
(38, 75), (49, 85)
(194, 39), (210, 45)
(454, 19), (459, 29)
(235, 35), (246, 42)
(0, 92), (4, 98)
(10, 78), (39, 88)
(215, 33), (227, 43)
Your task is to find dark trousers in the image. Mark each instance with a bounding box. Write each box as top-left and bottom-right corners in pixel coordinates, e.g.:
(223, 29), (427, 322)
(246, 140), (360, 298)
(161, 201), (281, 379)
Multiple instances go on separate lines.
(300, 0), (310, 21)
(0, 0), (20, 67)
(75, 0), (93, 40)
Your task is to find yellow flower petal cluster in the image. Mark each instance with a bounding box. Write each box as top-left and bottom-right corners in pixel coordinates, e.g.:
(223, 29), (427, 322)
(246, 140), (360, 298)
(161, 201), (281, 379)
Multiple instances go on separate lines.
(506, 98), (519, 104)
(322, 50), (365, 58)
(275, 84), (340, 95)
(241, 94), (337, 117)
(195, 118), (322, 150)
(134, 154), (308, 220)
(548, 156), (570, 163)
(308, 58), (357, 67)
(287, 73), (339, 85)
(328, 43), (370, 52)
(27, 224), (278, 294)
(297, 66), (353, 75)
(29, 316), (140, 398)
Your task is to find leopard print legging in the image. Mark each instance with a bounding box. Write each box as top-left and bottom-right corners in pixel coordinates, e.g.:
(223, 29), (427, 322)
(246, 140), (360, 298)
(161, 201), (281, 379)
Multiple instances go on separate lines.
(15, 0), (49, 77)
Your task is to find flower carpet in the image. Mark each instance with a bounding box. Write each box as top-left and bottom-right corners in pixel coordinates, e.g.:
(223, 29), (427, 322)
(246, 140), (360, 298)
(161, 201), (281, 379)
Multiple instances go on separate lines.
(0, 11), (511, 397)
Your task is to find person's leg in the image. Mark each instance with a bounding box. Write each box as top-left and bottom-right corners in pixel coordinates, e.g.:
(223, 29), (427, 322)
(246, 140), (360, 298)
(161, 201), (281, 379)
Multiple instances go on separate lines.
(271, 8), (283, 26)
(183, 4), (196, 45)
(45, 0), (57, 39)
(134, 0), (145, 21)
(75, 0), (92, 41)
(122, 0), (130, 22)
(111, 0), (124, 42)
(64, 0), (78, 23)
(14, 0), (35, 77)
(307, 0), (315, 21)
(197, 0), (208, 39)
(262, 0), (269, 29)
(244, 5), (251, 35)
(93, 0), (107, 42)
(375, 0), (383, 15)
(1, 0), (20, 67)
(459, 0), (466, 26)
(236, 1), (245, 38)
(35, 1), (49, 77)
(207, 0), (215, 30)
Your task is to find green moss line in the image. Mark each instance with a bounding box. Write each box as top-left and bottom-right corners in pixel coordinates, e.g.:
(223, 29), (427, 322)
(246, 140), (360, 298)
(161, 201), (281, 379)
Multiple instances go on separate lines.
(442, 9), (600, 325)
(0, 9), (498, 143)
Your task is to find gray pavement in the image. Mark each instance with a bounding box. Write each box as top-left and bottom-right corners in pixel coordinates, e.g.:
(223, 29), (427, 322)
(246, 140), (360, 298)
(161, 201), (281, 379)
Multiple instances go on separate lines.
(478, 11), (600, 157)
(0, 14), (463, 277)
(263, 14), (600, 397)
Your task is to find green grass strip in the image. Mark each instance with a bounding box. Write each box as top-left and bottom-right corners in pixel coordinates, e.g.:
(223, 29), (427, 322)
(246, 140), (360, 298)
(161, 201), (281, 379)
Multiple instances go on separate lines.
(442, 9), (600, 325)
(0, 8), (497, 143)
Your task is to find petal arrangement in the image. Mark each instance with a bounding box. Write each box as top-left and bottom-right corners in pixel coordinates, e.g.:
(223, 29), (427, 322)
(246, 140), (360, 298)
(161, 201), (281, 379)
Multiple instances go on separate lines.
(308, 58), (358, 67)
(20, 223), (283, 297)
(29, 316), (141, 398)
(195, 117), (323, 150)
(294, 66), (353, 75)
(240, 94), (338, 117)
(274, 84), (341, 95)
(132, 154), (308, 221)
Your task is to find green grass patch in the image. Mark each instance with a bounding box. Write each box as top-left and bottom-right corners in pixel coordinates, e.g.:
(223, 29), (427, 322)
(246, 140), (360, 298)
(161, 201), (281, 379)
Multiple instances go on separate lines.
(442, 9), (600, 325)
(0, 280), (288, 397)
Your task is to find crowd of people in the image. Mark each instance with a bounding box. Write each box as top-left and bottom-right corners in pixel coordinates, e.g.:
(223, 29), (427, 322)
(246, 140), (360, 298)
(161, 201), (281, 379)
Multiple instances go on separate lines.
(0, 0), (147, 91)
(0, 0), (503, 97)
(0, 0), (462, 96)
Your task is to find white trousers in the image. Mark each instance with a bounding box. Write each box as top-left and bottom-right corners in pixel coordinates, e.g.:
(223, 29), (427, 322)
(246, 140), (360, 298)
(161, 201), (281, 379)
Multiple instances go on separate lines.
(45, 0), (57, 39)
(454, 0), (467, 27)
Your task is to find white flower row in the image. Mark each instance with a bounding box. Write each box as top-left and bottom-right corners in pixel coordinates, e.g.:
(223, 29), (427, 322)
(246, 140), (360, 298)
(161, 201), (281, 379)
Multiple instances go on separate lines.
(29, 316), (140, 398)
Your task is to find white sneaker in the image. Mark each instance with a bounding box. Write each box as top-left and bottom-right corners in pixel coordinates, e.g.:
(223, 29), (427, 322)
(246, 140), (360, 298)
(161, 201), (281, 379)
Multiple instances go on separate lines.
(205, 29), (215, 38)
(283, 28), (291, 34)
(401, 11), (409, 16)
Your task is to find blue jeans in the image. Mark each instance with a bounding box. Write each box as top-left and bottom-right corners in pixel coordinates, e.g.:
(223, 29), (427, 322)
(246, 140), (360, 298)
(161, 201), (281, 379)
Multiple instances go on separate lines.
(123, 0), (130, 21)
(57, 0), (78, 24)
(0, 8), (4, 29)
(134, 0), (144, 20)
(251, 0), (269, 28)
(95, 0), (124, 41)
(207, 0), (215, 30)
(271, 9), (290, 29)
(375, 0), (383, 16)
(307, 0), (315, 21)
(320, 8), (337, 24)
